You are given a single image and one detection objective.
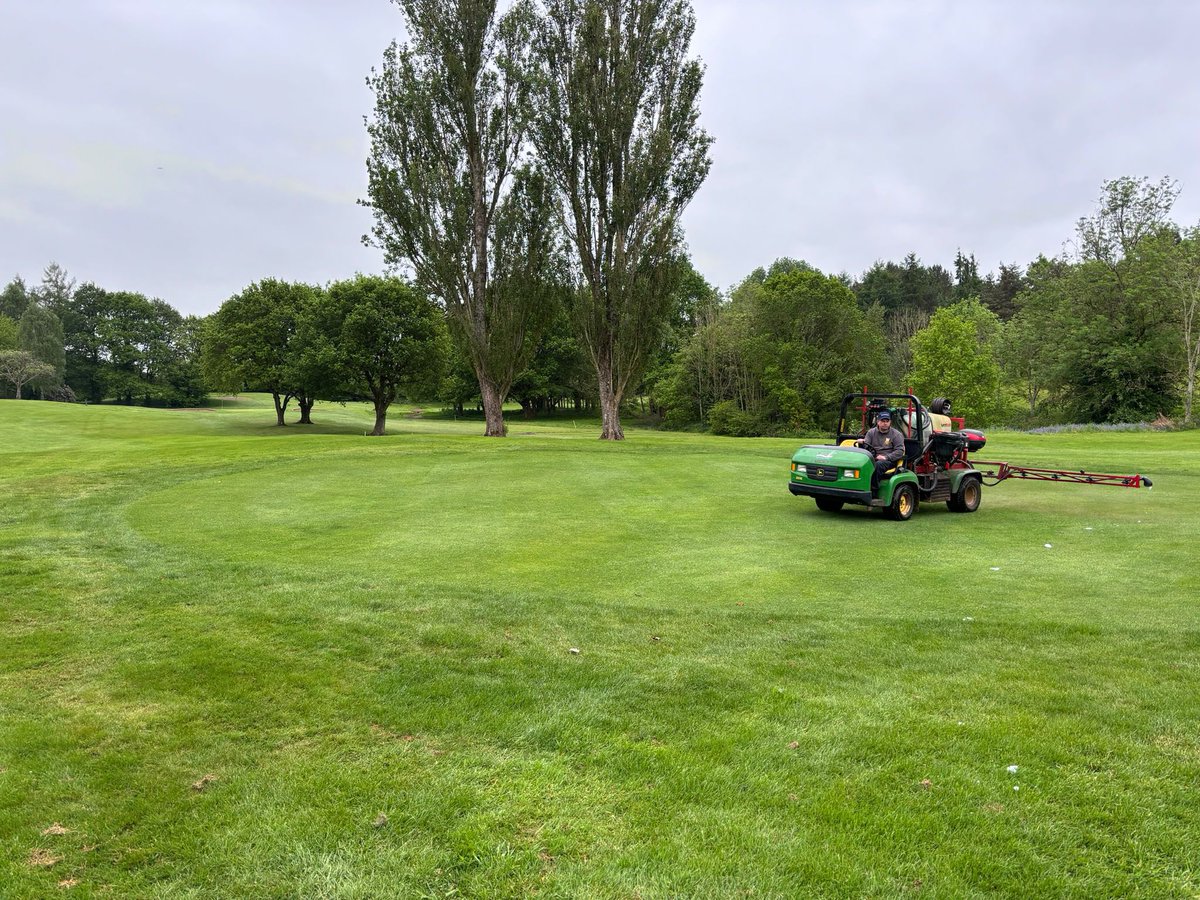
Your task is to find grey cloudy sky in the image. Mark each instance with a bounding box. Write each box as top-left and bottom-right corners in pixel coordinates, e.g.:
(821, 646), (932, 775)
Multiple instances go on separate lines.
(2, 0), (1198, 315)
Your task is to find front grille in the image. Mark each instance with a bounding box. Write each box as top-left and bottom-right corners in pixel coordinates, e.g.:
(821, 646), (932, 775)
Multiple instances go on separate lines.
(805, 465), (839, 482)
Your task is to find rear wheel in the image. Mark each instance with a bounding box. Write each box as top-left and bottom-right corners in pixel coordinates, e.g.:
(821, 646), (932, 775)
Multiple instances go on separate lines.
(815, 496), (844, 512)
(948, 475), (982, 513)
(887, 483), (917, 521)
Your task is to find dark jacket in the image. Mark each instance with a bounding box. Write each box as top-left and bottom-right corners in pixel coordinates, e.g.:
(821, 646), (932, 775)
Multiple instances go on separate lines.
(863, 424), (906, 467)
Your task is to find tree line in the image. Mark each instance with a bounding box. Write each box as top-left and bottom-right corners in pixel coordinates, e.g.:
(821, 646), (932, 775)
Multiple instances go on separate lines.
(5, 173), (1197, 434)
(0, 264), (206, 406)
(653, 176), (1199, 433)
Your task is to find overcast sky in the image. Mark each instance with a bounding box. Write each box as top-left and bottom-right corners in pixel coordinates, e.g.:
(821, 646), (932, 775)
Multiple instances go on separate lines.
(2, 0), (1198, 315)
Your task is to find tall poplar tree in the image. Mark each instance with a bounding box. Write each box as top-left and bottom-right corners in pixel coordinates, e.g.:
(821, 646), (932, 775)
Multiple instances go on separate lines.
(531, 0), (712, 439)
(364, 0), (560, 437)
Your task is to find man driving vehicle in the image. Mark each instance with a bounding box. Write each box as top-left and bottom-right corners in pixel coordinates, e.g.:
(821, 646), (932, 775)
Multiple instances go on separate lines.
(859, 410), (906, 492)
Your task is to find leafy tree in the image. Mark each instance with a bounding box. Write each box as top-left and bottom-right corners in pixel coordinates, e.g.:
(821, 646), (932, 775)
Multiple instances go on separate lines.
(1055, 177), (1181, 421)
(32, 281), (204, 407)
(0, 351), (55, 400)
(57, 283), (107, 402)
(909, 299), (1003, 425)
(660, 262), (886, 434)
(1077, 176), (1179, 266)
(1139, 224), (1200, 423)
(766, 258), (814, 279)
(0, 314), (17, 351)
(204, 280), (319, 424)
(531, 0), (713, 439)
(643, 257), (720, 415)
(747, 268), (887, 428)
(151, 312), (209, 409)
(17, 302), (66, 396)
(92, 292), (206, 406)
(364, 0), (560, 437)
(307, 275), (445, 435)
(0, 277), (30, 320)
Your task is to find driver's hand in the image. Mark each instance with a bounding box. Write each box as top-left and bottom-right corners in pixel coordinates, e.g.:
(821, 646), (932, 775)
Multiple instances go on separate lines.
(876, 454), (886, 461)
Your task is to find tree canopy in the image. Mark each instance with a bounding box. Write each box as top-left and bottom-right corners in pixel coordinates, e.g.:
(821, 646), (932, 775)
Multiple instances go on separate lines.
(204, 279), (318, 425)
(304, 275), (446, 435)
(909, 299), (1003, 426)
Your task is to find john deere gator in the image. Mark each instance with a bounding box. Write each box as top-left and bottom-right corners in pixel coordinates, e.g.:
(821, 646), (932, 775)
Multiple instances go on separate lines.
(788, 392), (985, 521)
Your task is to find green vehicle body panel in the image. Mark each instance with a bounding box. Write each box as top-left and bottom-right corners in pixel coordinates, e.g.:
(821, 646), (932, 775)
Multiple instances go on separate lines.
(874, 470), (917, 505)
(945, 467), (976, 493)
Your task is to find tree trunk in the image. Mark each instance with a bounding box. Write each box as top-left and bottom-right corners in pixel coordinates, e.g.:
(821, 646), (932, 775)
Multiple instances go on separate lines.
(597, 351), (624, 440)
(14, 380), (22, 400)
(370, 393), (389, 436)
(298, 396), (314, 425)
(480, 379), (507, 436)
(272, 391), (291, 426)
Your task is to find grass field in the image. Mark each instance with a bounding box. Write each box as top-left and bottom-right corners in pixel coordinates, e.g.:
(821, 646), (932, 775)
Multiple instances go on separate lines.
(1, 396), (1197, 898)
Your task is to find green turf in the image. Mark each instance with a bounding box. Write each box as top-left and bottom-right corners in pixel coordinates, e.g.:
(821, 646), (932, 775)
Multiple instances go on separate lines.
(1, 396), (1197, 898)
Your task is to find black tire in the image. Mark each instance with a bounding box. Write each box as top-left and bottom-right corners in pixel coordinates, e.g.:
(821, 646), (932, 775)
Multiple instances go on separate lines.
(815, 496), (844, 512)
(948, 475), (982, 513)
(887, 483), (917, 521)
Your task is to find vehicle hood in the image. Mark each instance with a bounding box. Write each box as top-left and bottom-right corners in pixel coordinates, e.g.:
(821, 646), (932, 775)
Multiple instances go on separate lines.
(791, 444), (873, 466)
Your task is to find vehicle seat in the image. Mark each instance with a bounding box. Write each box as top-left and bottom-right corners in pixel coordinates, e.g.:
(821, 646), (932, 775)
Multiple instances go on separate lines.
(930, 412), (953, 433)
(900, 409), (934, 451)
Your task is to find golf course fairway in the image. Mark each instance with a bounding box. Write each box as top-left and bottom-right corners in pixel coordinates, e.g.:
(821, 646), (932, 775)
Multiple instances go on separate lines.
(2, 397), (1197, 898)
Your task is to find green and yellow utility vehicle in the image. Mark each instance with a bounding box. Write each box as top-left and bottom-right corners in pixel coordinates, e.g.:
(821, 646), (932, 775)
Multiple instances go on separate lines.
(788, 391), (1151, 520)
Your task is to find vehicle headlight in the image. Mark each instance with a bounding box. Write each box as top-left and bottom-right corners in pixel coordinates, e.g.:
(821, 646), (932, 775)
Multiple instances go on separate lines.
(844, 468), (859, 478)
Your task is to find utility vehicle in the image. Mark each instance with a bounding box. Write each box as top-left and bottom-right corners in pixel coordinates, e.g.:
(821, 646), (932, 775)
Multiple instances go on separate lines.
(788, 391), (1151, 520)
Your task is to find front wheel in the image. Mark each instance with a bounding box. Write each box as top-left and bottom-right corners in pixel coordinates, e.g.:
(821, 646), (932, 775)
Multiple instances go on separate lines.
(815, 496), (844, 512)
(948, 475), (982, 513)
(887, 483), (917, 521)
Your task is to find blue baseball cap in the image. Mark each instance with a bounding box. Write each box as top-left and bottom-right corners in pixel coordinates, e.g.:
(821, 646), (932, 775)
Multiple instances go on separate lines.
(877, 410), (891, 420)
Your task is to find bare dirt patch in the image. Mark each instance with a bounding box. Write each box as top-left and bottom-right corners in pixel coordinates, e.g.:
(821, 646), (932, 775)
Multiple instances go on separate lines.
(191, 773), (219, 792)
(28, 848), (62, 868)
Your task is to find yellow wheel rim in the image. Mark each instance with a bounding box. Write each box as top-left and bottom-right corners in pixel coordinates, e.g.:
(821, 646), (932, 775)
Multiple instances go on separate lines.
(899, 491), (913, 516)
